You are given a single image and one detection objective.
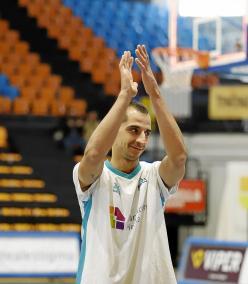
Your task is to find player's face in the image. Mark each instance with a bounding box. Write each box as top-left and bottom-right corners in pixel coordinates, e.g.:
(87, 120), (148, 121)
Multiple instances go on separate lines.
(113, 108), (151, 161)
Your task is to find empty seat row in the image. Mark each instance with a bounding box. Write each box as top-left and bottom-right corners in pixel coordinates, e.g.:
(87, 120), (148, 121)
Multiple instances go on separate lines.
(0, 222), (80, 232)
(0, 96), (87, 117)
(0, 193), (57, 203)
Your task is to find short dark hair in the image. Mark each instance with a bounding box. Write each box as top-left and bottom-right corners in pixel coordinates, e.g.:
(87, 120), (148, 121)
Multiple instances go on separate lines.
(128, 101), (149, 115)
(123, 101), (149, 122)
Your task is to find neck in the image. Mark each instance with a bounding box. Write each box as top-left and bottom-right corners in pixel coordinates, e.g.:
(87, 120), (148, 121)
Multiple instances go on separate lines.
(110, 157), (139, 173)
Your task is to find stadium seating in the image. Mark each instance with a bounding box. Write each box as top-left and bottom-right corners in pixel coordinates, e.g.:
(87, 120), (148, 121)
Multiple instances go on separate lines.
(18, 0), (142, 96)
(0, 19), (87, 116)
(0, 125), (80, 233)
(62, 0), (168, 69)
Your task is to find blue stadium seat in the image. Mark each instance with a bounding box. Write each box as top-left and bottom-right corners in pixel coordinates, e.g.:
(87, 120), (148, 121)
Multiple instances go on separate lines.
(62, 0), (170, 70)
(0, 74), (9, 90)
(1, 85), (19, 100)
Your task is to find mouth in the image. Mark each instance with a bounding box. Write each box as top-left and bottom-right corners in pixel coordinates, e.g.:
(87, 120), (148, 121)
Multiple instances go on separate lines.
(130, 146), (144, 151)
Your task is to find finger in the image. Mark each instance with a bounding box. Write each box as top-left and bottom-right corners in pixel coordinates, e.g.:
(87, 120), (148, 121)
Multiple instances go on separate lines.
(122, 51), (127, 66)
(128, 56), (134, 70)
(135, 58), (146, 71)
(137, 44), (147, 59)
(125, 51), (130, 68)
(141, 45), (148, 57)
(127, 51), (132, 67)
(119, 54), (125, 68)
(135, 48), (146, 64)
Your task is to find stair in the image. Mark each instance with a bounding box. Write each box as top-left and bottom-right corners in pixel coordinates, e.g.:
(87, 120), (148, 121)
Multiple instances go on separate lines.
(0, 120), (82, 227)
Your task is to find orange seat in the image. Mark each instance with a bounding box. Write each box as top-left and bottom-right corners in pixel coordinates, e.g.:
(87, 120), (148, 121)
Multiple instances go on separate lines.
(53, 16), (68, 29)
(20, 86), (38, 100)
(0, 20), (9, 34)
(78, 27), (93, 40)
(80, 57), (96, 73)
(57, 6), (72, 19)
(89, 37), (105, 50)
(85, 47), (102, 61)
(23, 53), (40, 67)
(46, 0), (61, 10)
(0, 64), (17, 76)
(37, 14), (52, 29)
(68, 99), (87, 117)
(68, 46), (84, 61)
(34, 64), (51, 78)
(31, 99), (49, 116)
(0, 57), (3, 67)
(12, 42), (29, 55)
(39, 87), (56, 102)
(109, 67), (121, 82)
(26, 74), (45, 88)
(102, 48), (116, 60)
(13, 98), (30, 115)
(92, 65), (108, 84)
(0, 42), (12, 55)
(50, 100), (66, 116)
(18, 0), (30, 7)
(16, 63), (34, 77)
(28, 2), (43, 17)
(35, 0), (46, 5)
(9, 74), (27, 88)
(0, 97), (11, 114)
(132, 70), (141, 83)
(68, 17), (83, 31)
(44, 75), (62, 90)
(58, 86), (74, 103)
(5, 53), (23, 65)
(48, 24), (63, 39)
(3, 31), (20, 44)
(0, 126), (8, 148)
(104, 81), (120, 96)
(58, 35), (72, 50)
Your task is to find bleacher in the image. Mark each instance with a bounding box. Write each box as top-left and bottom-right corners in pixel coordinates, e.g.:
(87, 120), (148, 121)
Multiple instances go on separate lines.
(0, 19), (87, 117)
(0, 124), (81, 233)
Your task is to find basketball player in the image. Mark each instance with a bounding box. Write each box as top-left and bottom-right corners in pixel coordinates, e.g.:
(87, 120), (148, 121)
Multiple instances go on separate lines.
(73, 45), (187, 283)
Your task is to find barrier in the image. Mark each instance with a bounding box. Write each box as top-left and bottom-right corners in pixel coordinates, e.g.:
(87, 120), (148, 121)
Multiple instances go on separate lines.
(0, 231), (80, 278)
(178, 237), (248, 284)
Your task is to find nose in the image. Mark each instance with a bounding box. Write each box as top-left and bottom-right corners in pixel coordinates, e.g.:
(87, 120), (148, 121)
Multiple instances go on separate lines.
(136, 132), (147, 145)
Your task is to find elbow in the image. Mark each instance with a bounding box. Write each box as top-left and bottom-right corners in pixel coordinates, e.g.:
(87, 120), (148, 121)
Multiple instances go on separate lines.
(83, 148), (104, 164)
(174, 150), (187, 168)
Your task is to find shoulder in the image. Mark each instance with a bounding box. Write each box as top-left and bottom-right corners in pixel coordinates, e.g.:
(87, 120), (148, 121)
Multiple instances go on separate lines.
(140, 160), (161, 171)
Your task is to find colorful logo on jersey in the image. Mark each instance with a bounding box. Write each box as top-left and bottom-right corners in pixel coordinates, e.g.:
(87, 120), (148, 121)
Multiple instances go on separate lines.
(109, 206), (125, 230)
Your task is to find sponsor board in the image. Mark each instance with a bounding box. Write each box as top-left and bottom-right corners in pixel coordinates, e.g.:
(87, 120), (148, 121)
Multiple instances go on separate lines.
(209, 85), (248, 120)
(0, 232), (80, 277)
(166, 179), (206, 214)
(178, 237), (248, 284)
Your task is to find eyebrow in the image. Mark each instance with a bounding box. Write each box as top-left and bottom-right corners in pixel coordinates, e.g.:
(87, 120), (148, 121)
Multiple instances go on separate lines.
(127, 125), (152, 132)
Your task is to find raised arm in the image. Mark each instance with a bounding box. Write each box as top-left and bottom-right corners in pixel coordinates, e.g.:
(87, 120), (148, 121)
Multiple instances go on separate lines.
(78, 51), (138, 191)
(135, 45), (187, 188)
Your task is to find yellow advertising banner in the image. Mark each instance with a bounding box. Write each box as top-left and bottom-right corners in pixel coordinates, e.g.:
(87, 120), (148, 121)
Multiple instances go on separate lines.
(209, 85), (248, 119)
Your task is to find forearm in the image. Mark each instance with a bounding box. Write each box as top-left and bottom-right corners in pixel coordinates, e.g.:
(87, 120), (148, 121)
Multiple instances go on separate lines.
(84, 91), (132, 159)
(150, 90), (187, 164)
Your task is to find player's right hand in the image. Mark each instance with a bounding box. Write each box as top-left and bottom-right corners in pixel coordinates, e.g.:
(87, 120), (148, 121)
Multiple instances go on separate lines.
(119, 51), (138, 97)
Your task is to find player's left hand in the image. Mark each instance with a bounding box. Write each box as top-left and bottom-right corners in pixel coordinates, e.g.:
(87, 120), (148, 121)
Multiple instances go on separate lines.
(135, 45), (160, 96)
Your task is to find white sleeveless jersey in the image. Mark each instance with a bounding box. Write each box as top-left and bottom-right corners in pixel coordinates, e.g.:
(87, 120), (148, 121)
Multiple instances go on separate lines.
(73, 160), (177, 284)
